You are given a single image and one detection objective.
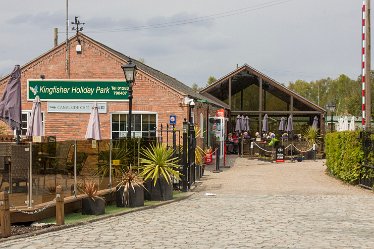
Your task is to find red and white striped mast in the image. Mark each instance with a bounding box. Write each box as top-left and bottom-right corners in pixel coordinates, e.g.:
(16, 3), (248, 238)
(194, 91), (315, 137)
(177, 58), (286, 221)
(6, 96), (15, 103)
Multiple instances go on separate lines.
(362, 0), (372, 130)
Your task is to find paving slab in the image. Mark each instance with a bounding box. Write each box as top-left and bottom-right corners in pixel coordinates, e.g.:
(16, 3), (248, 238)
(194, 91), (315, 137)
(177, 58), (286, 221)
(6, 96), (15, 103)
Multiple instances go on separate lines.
(1, 158), (373, 249)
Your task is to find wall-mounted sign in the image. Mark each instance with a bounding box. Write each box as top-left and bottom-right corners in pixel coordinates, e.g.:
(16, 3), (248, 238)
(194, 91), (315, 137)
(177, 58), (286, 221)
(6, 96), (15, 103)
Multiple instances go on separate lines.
(47, 102), (107, 113)
(27, 79), (129, 101)
(169, 114), (176, 125)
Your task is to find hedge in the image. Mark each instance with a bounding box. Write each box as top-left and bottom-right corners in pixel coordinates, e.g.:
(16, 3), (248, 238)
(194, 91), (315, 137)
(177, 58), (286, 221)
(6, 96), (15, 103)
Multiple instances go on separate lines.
(325, 131), (364, 184)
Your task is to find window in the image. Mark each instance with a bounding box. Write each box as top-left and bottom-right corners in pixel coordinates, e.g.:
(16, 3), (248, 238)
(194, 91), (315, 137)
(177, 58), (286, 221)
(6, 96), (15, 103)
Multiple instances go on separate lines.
(111, 113), (157, 138)
(20, 111), (45, 136)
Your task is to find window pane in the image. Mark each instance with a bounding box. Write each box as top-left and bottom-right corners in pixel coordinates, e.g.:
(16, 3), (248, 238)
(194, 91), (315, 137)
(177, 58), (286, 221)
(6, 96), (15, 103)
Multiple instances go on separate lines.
(112, 115), (119, 131)
(142, 115), (149, 131)
(119, 114), (127, 131)
(149, 114), (156, 132)
(112, 132), (119, 139)
(112, 114), (119, 122)
(21, 113), (28, 135)
(134, 114), (141, 131)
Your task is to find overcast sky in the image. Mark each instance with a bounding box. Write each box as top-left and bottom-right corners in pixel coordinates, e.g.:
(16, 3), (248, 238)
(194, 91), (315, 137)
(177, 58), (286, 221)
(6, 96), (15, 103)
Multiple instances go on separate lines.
(0, 0), (366, 86)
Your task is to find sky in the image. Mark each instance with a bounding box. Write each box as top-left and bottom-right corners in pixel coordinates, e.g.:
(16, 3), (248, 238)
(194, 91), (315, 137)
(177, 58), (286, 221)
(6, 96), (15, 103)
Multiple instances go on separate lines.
(0, 0), (367, 87)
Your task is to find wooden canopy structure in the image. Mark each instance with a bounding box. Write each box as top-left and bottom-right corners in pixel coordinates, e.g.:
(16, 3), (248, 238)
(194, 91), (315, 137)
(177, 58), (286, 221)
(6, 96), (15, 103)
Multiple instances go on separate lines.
(200, 64), (326, 135)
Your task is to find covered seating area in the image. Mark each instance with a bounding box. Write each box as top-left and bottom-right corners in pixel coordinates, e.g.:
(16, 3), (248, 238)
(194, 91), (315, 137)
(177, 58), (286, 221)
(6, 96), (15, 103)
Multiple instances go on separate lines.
(200, 64), (325, 159)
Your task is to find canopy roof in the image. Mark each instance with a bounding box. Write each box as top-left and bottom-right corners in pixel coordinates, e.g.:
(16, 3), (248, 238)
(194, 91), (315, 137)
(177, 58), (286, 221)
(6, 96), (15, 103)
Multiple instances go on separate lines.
(200, 64), (325, 114)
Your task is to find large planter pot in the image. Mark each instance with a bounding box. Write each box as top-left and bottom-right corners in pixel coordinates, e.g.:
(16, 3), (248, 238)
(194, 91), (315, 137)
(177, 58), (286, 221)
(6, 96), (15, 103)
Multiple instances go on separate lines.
(116, 186), (125, 207)
(144, 178), (173, 201)
(116, 185), (144, 207)
(81, 197), (105, 215)
(129, 185), (144, 207)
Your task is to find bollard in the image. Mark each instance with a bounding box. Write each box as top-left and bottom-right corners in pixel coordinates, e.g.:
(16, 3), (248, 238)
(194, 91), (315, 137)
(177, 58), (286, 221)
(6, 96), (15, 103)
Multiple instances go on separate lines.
(55, 185), (64, 225)
(0, 191), (11, 238)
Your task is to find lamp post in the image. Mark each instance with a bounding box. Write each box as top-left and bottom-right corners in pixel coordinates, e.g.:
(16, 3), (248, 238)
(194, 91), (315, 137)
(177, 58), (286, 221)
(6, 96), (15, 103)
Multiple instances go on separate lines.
(189, 99), (195, 124)
(188, 99), (195, 188)
(121, 59), (137, 138)
(326, 103), (336, 132)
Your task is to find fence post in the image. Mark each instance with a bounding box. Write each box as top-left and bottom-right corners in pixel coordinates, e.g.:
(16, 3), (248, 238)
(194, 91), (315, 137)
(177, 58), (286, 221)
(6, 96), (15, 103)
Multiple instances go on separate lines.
(182, 121), (188, 192)
(0, 191), (11, 238)
(55, 185), (64, 226)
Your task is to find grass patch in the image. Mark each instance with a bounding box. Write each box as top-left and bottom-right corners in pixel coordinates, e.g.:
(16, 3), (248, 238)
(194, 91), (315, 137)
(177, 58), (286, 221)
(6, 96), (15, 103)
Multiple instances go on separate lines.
(40, 191), (188, 225)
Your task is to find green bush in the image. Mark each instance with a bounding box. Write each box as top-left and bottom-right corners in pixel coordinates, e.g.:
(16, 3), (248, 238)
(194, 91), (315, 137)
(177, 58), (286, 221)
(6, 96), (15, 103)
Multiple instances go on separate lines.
(325, 131), (364, 184)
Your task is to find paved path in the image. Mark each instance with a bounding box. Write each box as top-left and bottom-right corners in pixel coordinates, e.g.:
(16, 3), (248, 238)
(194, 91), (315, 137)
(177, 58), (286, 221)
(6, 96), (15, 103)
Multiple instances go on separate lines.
(1, 158), (374, 248)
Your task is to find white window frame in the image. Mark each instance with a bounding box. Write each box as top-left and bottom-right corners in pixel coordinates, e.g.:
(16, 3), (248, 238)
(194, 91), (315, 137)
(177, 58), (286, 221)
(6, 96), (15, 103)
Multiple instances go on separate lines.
(110, 111), (158, 139)
(18, 110), (45, 137)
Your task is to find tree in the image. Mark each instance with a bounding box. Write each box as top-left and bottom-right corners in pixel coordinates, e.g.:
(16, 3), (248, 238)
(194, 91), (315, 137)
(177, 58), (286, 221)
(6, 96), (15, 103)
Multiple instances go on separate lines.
(288, 74), (362, 116)
(191, 83), (201, 93)
(207, 76), (217, 86)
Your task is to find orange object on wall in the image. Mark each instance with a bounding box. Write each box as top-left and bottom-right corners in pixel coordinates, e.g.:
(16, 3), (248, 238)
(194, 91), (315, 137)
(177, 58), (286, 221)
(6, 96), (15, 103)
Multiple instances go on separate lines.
(216, 109), (224, 117)
(205, 153), (213, 164)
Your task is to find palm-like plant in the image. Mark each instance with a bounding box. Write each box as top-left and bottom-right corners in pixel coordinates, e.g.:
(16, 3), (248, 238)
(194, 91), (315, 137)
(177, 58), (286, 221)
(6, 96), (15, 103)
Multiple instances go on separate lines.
(78, 179), (99, 200)
(304, 126), (320, 146)
(96, 140), (131, 180)
(194, 126), (206, 165)
(116, 167), (144, 207)
(140, 143), (181, 187)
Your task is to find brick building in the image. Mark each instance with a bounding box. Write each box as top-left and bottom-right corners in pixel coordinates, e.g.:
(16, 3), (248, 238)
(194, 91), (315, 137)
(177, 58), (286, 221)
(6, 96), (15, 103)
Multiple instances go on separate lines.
(0, 33), (228, 141)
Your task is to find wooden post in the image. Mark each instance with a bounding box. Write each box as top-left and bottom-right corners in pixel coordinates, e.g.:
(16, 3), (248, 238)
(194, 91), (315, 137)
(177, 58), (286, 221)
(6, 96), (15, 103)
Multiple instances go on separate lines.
(55, 185), (64, 225)
(54, 28), (58, 47)
(0, 191), (11, 238)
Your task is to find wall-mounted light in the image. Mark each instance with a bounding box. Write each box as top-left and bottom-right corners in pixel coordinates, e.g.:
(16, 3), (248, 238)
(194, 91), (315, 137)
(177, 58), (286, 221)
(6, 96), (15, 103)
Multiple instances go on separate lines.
(76, 39), (82, 54)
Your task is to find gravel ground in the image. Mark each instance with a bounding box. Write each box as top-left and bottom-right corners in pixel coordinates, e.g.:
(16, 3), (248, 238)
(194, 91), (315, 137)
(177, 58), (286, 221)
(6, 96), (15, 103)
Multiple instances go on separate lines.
(10, 223), (55, 237)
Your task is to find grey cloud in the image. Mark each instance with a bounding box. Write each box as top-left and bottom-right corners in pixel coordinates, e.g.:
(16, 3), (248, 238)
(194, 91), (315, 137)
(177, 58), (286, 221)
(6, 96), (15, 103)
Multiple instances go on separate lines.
(84, 12), (213, 36)
(7, 12), (64, 28)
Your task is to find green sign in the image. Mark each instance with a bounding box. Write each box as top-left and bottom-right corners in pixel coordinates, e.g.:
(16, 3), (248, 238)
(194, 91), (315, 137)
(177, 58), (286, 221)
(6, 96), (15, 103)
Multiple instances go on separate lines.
(27, 79), (129, 101)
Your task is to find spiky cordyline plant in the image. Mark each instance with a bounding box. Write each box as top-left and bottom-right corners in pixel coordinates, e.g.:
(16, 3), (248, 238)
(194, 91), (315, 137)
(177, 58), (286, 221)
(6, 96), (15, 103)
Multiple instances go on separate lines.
(116, 167), (145, 207)
(140, 143), (181, 187)
(78, 179), (99, 200)
(194, 126), (206, 165)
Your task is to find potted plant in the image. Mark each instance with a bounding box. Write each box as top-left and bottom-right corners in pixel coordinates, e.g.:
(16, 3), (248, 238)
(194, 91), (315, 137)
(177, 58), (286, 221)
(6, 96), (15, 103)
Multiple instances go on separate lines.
(79, 179), (105, 215)
(194, 127), (206, 179)
(303, 126), (320, 159)
(116, 167), (145, 207)
(97, 140), (131, 180)
(140, 143), (181, 201)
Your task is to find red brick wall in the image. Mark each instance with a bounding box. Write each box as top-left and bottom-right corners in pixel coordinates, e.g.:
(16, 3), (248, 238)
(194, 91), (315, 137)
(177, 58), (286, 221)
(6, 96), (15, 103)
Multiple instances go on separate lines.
(0, 37), (193, 141)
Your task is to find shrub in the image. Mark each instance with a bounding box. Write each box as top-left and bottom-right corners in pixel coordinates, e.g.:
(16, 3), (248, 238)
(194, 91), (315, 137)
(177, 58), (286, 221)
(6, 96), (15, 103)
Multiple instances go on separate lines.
(325, 131), (363, 184)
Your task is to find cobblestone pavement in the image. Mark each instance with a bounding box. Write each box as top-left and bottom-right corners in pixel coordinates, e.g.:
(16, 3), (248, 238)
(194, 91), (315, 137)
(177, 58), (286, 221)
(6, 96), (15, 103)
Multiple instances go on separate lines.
(1, 158), (374, 249)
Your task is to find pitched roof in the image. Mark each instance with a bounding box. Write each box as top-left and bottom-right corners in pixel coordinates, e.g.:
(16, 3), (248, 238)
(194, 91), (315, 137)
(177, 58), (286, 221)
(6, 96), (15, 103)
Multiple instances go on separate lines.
(200, 64), (325, 112)
(80, 34), (229, 109)
(0, 33), (229, 109)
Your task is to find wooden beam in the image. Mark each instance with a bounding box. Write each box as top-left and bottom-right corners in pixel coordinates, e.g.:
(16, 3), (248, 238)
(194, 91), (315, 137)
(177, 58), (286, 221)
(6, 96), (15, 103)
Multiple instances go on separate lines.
(231, 110), (323, 115)
(259, 78), (263, 129)
(228, 77), (232, 108)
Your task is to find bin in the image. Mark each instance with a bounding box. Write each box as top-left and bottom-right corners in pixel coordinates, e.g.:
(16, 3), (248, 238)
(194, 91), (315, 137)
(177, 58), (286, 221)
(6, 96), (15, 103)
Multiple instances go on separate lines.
(205, 153), (212, 164)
